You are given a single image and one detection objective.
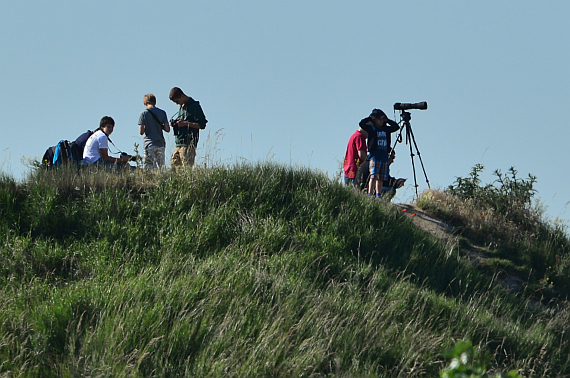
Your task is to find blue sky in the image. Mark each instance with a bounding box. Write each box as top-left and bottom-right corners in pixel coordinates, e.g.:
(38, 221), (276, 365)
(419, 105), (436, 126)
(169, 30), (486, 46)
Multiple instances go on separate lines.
(1, 1), (569, 223)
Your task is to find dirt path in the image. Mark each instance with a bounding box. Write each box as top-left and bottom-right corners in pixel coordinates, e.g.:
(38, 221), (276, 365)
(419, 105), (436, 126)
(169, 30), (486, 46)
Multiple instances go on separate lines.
(394, 203), (528, 296)
(395, 203), (456, 241)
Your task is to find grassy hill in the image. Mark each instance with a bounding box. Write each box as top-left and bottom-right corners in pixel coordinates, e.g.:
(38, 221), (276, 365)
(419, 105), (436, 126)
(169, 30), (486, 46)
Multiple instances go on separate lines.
(1, 163), (569, 377)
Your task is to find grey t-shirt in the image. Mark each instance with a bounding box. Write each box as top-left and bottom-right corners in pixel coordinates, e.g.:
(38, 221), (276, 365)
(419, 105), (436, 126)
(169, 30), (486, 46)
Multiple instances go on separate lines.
(138, 107), (168, 149)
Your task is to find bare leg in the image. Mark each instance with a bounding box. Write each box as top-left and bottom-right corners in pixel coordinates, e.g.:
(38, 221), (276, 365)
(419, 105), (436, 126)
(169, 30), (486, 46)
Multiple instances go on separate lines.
(375, 179), (382, 196)
(368, 177), (376, 195)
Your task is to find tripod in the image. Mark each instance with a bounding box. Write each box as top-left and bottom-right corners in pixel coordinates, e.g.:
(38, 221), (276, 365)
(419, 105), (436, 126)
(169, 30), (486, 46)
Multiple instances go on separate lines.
(392, 111), (430, 198)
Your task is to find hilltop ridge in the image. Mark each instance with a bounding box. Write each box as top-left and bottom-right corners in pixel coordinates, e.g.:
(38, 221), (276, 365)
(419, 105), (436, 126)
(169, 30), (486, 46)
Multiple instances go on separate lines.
(1, 163), (569, 376)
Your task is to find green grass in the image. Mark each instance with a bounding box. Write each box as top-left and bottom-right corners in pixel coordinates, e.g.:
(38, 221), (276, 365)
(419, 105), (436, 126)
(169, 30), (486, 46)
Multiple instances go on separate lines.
(1, 163), (569, 377)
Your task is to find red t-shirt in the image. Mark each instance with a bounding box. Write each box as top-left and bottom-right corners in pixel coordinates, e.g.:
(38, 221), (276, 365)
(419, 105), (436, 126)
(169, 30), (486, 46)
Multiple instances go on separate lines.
(343, 130), (367, 178)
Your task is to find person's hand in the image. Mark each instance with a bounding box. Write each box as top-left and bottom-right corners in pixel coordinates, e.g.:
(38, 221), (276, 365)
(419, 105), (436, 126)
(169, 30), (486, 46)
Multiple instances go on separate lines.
(119, 154), (131, 164)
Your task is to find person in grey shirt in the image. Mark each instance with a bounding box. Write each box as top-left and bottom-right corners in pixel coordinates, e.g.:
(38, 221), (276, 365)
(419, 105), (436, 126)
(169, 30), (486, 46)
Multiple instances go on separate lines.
(138, 93), (170, 170)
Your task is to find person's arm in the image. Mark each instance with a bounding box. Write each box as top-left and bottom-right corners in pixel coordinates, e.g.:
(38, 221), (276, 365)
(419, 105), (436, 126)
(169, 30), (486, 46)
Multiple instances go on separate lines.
(185, 102), (208, 129)
(356, 132), (367, 165)
(99, 148), (129, 165)
(162, 122), (171, 133)
(177, 120), (202, 129)
(386, 119), (400, 132)
(138, 111), (147, 136)
(358, 150), (367, 164)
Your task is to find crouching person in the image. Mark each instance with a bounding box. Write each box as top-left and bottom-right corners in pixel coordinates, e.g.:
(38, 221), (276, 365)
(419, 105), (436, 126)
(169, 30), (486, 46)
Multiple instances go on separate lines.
(380, 151), (406, 199)
(82, 116), (132, 168)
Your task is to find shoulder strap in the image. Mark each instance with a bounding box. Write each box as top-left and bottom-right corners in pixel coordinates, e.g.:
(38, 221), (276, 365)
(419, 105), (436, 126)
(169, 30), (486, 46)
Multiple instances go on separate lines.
(146, 108), (165, 126)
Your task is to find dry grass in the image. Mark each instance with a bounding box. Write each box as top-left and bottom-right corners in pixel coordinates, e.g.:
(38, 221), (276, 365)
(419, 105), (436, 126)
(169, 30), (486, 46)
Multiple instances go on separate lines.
(416, 189), (544, 244)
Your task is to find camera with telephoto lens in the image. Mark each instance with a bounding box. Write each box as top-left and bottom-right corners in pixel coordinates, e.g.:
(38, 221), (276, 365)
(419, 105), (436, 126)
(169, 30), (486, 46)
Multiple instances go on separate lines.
(393, 102), (428, 111)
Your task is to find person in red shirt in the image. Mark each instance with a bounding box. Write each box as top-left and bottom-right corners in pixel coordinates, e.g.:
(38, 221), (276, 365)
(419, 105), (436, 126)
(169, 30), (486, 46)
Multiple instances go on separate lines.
(343, 127), (368, 185)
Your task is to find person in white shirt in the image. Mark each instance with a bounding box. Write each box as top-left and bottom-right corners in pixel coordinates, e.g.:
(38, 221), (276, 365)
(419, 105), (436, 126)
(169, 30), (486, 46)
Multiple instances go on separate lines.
(83, 116), (131, 166)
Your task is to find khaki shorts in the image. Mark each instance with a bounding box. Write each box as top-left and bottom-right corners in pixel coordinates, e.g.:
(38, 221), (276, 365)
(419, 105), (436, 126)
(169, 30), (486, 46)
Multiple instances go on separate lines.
(171, 146), (197, 168)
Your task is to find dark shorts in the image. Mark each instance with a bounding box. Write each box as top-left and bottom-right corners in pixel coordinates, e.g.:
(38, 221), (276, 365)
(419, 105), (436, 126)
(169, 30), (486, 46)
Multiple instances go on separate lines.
(369, 157), (389, 181)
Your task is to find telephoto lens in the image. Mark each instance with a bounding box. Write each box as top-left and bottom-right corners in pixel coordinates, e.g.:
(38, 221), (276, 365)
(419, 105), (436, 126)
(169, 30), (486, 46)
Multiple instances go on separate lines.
(393, 102), (428, 111)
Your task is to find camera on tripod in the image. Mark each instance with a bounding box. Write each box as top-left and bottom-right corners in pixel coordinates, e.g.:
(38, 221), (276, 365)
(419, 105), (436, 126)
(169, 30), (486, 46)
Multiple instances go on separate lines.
(393, 102), (428, 111)
(390, 101), (430, 197)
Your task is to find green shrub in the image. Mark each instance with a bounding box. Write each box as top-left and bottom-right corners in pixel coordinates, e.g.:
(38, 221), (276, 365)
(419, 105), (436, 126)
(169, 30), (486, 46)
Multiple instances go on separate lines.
(440, 340), (522, 378)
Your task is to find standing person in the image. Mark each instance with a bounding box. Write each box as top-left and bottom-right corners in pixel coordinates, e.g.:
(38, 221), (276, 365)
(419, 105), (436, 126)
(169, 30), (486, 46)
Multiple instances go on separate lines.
(343, 127), (368, 185)
(138, 93), (170, 170)
(83, 116), (131, 167)
(169, 87), (208, 168)
(359, 109), (400, 197)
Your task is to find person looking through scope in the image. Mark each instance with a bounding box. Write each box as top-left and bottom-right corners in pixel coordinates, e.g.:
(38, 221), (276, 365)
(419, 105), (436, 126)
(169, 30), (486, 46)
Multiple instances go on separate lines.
(359, 109), (400, 197)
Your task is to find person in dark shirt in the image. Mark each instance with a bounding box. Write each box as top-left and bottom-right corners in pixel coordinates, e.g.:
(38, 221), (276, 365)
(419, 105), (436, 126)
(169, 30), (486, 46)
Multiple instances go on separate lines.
(359, 109), (400, 197)
(169, 87), (208, 168)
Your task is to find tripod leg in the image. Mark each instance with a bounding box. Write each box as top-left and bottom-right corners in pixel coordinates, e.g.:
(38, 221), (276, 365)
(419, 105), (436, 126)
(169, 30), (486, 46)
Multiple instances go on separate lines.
(406, 125), (420, 198)
(407, 127), (431, 190)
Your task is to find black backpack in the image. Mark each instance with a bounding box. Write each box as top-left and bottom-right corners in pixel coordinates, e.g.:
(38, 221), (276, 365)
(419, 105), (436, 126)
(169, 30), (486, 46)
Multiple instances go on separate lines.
(70, 130), (93, 162)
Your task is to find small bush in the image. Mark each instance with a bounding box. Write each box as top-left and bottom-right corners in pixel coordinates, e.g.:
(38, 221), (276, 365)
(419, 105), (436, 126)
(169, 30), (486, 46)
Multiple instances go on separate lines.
(440, 340), (522, 378)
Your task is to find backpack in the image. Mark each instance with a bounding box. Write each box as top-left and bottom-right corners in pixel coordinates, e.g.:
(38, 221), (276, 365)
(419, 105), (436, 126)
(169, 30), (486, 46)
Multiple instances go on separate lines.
(70, 130), (93, 162)
(41, 130), (93, 169)
(41, 146), (56, 168)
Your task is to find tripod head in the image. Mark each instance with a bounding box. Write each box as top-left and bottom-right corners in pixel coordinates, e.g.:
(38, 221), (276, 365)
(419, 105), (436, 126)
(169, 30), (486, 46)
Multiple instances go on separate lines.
(394, 101), (427, 123)
(399, 111), (412, 123)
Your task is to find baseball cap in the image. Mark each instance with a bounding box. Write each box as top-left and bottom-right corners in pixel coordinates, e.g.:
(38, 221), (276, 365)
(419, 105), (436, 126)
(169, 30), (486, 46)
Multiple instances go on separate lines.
(370, 109), (386, 119)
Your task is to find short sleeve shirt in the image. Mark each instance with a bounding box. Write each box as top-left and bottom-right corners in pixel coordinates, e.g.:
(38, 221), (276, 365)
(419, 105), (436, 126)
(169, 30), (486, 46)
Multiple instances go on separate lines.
(138, 107), (168, 149)
(83, 130), (109, 164)
(343, 130), (367, 178)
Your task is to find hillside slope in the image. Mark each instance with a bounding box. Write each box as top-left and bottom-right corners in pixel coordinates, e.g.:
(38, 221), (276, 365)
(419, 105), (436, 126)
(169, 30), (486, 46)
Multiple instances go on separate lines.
(1, 164), (569, 377)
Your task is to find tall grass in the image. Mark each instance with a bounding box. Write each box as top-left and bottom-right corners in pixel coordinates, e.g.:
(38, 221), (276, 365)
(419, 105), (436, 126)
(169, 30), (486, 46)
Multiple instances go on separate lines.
(1, 163), (569, 376)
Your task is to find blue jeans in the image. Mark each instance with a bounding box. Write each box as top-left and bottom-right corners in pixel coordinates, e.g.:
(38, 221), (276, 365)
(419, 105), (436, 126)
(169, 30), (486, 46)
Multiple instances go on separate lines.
(80, 159), (120, 169)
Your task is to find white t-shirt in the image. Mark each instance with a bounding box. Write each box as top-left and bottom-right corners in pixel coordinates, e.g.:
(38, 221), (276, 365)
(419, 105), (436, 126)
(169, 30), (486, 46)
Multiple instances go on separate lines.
(83, 130), (109, 164)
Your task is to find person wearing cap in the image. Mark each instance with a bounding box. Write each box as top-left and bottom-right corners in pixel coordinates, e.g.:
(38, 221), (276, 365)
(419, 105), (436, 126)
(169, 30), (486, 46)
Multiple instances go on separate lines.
(358, 109), (400, 197)
(169, 87), (208, 168)
(343, 127), (368, 185)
